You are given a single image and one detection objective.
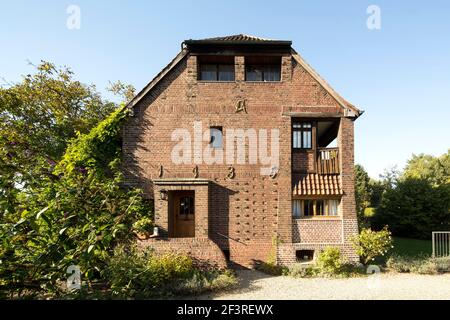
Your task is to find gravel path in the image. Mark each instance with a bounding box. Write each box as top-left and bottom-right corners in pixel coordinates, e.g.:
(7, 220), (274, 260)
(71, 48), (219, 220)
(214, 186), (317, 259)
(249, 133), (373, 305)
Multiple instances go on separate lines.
(195, 270), (450, 300)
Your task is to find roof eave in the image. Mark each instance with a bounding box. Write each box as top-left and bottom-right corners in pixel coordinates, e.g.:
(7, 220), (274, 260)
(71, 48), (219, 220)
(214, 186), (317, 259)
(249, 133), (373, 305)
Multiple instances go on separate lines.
(183, 40), (292, 46)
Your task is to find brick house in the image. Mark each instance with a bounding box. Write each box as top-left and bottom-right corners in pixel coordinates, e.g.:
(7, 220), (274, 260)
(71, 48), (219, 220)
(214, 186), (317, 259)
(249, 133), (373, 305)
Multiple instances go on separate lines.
(122, 34), (363, 268)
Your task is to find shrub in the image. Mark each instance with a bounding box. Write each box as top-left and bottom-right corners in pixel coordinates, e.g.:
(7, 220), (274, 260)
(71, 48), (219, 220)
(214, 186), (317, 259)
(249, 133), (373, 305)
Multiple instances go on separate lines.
(170, 269), (238, 295)
(132, 217), (154, 234)
(284, 264), (318, 278)
(351, 226), (393, 264)
(107, 245), (193, 298)
(316, 247), (343, 276)
(386, 255), (450, 274)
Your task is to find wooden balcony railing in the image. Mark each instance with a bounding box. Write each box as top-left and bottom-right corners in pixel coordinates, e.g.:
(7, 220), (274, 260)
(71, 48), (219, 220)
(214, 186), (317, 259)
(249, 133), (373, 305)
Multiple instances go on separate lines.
(317, 148), (339, 174)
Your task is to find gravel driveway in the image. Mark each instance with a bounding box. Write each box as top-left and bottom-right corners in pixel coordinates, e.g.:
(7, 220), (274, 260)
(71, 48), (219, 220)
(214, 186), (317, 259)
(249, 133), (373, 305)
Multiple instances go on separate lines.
(195, 270), (450, 300)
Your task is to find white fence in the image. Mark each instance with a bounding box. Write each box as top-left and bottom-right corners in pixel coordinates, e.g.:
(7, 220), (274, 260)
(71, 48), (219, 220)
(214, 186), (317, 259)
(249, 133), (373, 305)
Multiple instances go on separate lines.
(432, 231), (450, 258)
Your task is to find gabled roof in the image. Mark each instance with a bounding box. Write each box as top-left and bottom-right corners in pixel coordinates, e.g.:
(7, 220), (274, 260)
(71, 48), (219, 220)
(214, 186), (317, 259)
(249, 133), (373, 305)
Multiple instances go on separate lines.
(126, 35), (362, 118)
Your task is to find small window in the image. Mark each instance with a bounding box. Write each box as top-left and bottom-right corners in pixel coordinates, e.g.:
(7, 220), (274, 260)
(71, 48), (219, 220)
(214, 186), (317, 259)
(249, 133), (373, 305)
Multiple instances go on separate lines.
(292, 199), (340, 218)
(245, 56), (281, 82)
(296, 250), (314, 262)
(293, 121), (312, 149)
(198, 56), (235, 81)
(209, 126), (223, 148)
(179, 196), (195, 216)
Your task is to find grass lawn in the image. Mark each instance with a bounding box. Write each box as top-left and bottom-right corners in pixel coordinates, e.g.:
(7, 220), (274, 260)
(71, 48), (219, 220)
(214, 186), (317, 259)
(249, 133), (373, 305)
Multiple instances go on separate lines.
(390, 237), (432, 257)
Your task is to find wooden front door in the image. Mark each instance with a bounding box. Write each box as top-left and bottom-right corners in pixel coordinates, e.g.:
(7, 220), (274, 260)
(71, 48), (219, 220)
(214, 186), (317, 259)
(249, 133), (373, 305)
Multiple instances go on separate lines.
(172, 191), (195, 237)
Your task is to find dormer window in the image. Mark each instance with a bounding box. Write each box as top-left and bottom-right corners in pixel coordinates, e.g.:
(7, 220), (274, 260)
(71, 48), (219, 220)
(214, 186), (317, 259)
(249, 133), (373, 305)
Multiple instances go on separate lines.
(198, 56), (235, 81)
(245, 56), (281, 82)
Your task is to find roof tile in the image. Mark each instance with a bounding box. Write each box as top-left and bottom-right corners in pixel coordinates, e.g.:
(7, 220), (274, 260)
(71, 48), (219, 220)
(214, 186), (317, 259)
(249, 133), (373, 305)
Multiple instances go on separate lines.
(293, 173), (342, 196)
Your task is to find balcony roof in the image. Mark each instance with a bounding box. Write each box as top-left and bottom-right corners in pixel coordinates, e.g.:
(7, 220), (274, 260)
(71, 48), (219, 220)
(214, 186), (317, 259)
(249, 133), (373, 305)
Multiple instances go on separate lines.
(293, 173), (342, 196)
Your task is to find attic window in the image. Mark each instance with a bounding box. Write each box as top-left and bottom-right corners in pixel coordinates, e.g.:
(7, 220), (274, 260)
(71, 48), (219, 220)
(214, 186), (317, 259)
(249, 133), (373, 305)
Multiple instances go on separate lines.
(198, 56), (235, 81)
(245, 56), (281, 82)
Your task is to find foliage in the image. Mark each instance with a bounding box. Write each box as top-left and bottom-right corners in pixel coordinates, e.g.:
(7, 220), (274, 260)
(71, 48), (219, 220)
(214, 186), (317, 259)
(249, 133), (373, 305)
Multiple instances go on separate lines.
(56, 106), (129, 177)
(283, 264), (319, 278)
(106, 244), (236, 298)
(107, 80), (136, 104)
(0, 103), (153, 295)
(351, 227), (393, 264)
(169, 269), (238, 296)
(373, 178), (450, 239)
(355, 164), (371, 223)
(0, 61), (116, 161)
(403, 151), (450, 186)
(107, 245), (193, 298)
(354, 164), (387, 228)
(386, 254), (450, 274)
(315, 247), (343, 275)
(132, 217), (154, 234)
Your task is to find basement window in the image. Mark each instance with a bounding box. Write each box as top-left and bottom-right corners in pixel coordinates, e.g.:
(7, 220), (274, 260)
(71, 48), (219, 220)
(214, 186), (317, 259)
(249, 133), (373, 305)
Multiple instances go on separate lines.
(198, 56), (235, 81)
(245, 56), (281, 82)
(296, 250), (314, 262)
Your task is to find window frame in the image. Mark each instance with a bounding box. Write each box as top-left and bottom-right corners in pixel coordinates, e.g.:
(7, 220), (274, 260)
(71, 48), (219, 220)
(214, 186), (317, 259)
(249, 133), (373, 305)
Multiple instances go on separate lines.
(198, 63), (235, 82)
(245, 64), (281, 82)
(292, 199), (340, 218)
(292, 121), (313, 150)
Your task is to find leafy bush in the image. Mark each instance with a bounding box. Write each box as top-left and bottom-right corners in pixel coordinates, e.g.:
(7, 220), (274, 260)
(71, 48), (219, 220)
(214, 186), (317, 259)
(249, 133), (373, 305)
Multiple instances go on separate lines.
(386, 254), (450, 274)
(256, 261), (287, 276)
(107, 245), (236, 298)
(169, 269), (238, 295)
(351, 226), (393, 264)
(283, 264), (318, 278)
(107, 245), (193, 298)
(132, 217), (154, 234)
(0, 107), (153, 295)
(316, 247), (342, 275)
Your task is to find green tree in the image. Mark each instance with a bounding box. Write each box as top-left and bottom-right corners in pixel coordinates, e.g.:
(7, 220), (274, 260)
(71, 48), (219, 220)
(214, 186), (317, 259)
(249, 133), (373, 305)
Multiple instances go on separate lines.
(374, 178), (450, 239)
(403, 151), (450, 186)
(355, 164), (371, 227)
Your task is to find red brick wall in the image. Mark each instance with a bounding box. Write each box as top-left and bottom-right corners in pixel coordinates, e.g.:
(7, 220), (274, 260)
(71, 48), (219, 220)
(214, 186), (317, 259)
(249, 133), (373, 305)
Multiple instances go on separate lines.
(122, 50), (358, 267)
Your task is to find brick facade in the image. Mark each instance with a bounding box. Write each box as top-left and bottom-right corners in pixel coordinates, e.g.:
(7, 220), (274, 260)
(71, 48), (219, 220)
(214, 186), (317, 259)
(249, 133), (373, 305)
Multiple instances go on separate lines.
(122, 35), (361, 267)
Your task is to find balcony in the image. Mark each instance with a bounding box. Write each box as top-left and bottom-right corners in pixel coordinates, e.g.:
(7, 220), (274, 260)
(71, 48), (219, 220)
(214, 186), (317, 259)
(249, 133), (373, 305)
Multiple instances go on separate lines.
(317, 148), (339, 174)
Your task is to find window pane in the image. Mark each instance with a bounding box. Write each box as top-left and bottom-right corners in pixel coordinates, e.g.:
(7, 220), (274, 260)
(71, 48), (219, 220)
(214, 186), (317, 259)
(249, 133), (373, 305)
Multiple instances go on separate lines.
(316, 200), (324, 216)
(293, 200), (301, 218)
(293, 122), (302, 129)
(302, 123), (312, 128)
(264, 65), (281, 81)
(200, 64), (217, 81)
(218, 64), (235, 81)
(302, 131), (312, 148)
(210, 127), (223, 148)
(328, 200), (339, 216)
(246, 65), (263, 81)
(304, 200), (313, 216)
(293, 131), (301, 148)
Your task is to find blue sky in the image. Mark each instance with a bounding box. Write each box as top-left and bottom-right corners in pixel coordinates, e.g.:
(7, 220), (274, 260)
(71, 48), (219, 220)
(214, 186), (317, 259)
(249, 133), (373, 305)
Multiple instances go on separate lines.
(1, 1), (449, 178)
